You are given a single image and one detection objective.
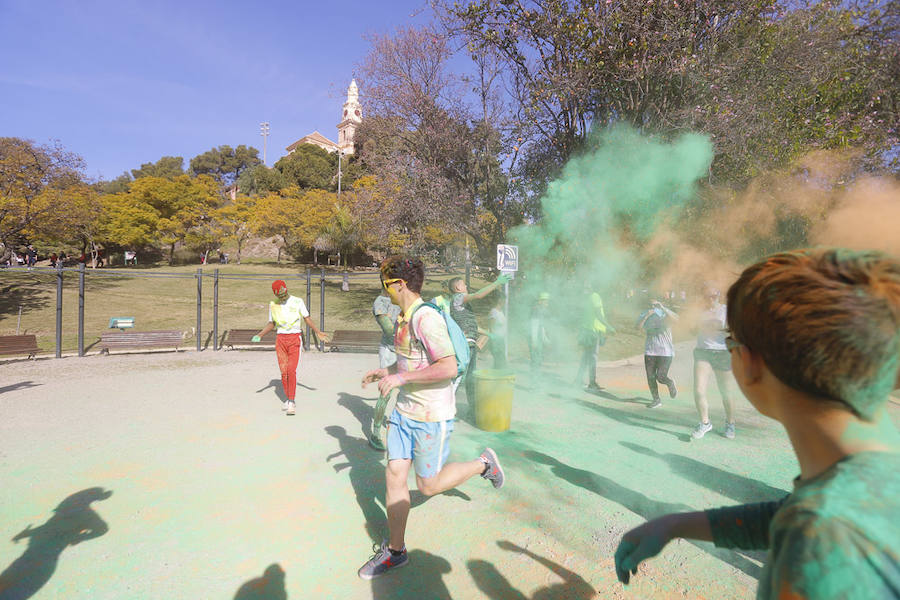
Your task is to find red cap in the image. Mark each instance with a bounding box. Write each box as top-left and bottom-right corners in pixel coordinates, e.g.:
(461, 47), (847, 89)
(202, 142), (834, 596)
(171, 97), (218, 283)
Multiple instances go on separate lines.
(272, 280), (287, 294)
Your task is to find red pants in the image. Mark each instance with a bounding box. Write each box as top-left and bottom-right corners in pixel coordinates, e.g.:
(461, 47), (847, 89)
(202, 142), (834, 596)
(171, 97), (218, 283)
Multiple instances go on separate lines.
(275, 333), (302, 401)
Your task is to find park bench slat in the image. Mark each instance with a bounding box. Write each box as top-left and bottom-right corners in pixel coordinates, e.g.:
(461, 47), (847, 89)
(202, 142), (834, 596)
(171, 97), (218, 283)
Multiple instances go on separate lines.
(99, 330), (183, 354)
(0, 335), (40, 358)
(325, 330), (382, 353)
(222, 329), (276, 350)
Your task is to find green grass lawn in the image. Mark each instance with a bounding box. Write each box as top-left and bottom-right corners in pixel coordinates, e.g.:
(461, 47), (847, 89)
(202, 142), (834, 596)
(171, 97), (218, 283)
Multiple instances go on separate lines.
(0, 262), (658, 358)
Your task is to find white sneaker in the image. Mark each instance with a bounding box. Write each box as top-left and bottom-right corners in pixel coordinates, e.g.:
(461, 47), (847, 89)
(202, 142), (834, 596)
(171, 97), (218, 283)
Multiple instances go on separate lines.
(281, 400), (289, 412)
(691, 421), (713, 439)
(724, 422), (736, 439)
(286, 401), (295, 416)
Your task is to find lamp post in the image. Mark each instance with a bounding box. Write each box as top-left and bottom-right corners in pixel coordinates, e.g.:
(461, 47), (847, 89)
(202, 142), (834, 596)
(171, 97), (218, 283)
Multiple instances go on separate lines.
(260, 121), (270, 166)
(337, 150), (343, 198)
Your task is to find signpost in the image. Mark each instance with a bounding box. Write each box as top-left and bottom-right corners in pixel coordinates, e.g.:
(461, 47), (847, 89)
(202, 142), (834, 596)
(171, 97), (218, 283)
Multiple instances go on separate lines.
(496, 244), (518, 363)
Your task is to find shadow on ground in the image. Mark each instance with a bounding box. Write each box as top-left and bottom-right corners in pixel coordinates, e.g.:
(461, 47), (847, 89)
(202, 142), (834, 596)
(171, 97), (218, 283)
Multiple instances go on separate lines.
(233, 563), (287, 600)
(0, 487), (113, 600)
(524, 450), (764, 578)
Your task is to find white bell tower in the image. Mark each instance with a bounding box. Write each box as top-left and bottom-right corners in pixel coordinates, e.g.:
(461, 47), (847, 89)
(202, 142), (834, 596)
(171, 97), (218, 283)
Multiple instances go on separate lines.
(337, 79), (362, 155)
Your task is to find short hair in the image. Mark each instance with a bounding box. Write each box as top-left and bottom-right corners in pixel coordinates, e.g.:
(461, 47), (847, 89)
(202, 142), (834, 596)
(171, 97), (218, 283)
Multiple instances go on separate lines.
(448, 277), (464, 293)
(380, 255), (425, 294)
(726, 248), (900, 419)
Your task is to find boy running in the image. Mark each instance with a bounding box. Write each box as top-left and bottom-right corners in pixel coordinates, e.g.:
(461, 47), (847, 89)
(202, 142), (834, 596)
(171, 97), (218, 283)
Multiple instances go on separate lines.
(615, 248), (900, 598)
(359, 256), (505, 580)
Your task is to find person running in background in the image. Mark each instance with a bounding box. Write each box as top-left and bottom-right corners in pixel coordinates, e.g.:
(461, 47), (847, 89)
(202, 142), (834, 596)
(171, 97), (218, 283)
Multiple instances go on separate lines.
(252, 280), (330, 415)
(576, 287), (613, 391)
(637, 298), (678, 408)
(691, 285), (736, 439)
(615, 248), (900, 599)
(447, 273), (510, 400)
(370, 289), (402, 450)
(529, 292), (551, 369)
(359, 256), (505, 580)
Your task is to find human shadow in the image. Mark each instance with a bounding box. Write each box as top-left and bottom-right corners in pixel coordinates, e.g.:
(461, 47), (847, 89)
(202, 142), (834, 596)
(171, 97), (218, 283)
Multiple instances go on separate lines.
(523, 451), (762, 579)
(337, 392), (375, 441)
(468, 540), (594, 600)
(0, 381), (41, 395)
(325, 425), (470, 544)
(370, 549), (452, 599)
(576, 399), (692, 442)
(588, 389), (649, 405)
(0, 487), (113, 600)
(619, 441), (789, 504)
(256, 379), (315, 404)
(233, 563), (287, 600)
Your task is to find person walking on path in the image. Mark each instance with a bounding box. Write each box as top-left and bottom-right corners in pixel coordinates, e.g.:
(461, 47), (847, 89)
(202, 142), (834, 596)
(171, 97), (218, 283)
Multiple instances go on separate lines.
(252, 279), (329, 415)
(529, 292), (551, 369)
(359, 256), (505, 580)
(637, 298), (678, 408)
(576, 288), (614, 391)
(447, 273), (510, 400)
(370, 289), (402, 450)
(615, 248), (900, 599)
(690, 285), (736, 439)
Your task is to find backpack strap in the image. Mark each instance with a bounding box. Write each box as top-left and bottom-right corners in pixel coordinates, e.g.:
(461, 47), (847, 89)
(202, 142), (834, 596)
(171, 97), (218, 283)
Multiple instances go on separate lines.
(408, 302), (443, 361)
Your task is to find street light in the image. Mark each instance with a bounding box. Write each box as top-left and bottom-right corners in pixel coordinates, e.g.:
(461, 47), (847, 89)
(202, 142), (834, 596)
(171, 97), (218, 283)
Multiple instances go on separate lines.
(260, 122), (270, 166)
(337, 150), (343, 198)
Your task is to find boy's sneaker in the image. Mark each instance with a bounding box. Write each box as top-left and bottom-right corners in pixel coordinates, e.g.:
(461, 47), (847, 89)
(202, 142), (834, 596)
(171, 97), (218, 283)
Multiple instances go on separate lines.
(286, 401), (295, 416)
(667, 380), (678, 398)
(369, 434), (385, 451)
(358, 540), (408, 580)
(724, 422), (736, 439)
(691, 421), (713, 439)
(480, 448), (505, 489)
(648, 399), (662, 409)
(281, 400), (289, 412)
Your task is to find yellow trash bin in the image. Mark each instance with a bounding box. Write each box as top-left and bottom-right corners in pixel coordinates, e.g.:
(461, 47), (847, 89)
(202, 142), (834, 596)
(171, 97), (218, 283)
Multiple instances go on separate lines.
(473, 369), (515, 432)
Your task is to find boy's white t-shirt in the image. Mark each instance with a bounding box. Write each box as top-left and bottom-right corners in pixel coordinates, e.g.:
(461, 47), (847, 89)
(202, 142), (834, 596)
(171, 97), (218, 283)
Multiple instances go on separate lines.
(268, 296), (309, 334)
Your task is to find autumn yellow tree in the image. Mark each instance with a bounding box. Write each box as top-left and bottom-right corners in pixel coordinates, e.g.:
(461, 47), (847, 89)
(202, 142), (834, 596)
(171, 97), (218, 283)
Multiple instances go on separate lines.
(213, 195), (257, 264)
(252, 186), (335, 262)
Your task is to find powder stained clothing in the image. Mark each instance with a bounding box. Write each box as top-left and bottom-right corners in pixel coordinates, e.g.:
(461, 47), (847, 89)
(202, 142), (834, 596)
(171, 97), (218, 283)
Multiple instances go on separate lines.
(268, 296), (309, 334)
(696, 303), (728, 350)
(373, 294), (401, 368)
(450, 292), (480, 342)
(706, 451), (900, 600)
(394, 298), (456, 422)
(638, 309), (674, 356)
(644, 355), (674, 401)
(275, 333), (302, 401)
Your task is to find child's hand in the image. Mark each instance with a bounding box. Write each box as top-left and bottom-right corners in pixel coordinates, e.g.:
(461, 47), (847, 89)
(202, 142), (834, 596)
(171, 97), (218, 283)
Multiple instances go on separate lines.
(251, 335), (261, 343)
(614, 518), (673, 584)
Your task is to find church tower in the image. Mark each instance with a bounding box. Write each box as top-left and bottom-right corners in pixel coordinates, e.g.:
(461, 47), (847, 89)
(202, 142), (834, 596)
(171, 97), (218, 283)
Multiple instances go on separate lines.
(337, 79), (362, 155)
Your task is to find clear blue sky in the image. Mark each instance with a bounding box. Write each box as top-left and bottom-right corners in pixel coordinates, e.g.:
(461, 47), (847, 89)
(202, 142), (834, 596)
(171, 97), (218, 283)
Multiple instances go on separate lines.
(0, 0), (431, 180)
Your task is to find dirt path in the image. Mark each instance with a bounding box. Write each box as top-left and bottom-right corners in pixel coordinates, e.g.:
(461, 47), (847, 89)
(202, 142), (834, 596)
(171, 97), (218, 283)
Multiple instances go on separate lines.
(3, 347), (884, 599)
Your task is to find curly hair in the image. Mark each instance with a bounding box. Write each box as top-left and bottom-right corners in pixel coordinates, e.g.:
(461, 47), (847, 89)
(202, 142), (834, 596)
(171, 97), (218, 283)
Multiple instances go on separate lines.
(726, 248), (900, 420)
(380, 255), (425, 294)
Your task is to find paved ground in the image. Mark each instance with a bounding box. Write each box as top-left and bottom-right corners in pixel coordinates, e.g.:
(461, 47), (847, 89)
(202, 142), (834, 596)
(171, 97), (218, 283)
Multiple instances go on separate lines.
(3, 345), (892, 599)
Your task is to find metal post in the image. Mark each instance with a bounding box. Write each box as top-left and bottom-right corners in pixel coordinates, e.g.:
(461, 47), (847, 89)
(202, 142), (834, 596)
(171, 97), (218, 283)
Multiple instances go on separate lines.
(337, 151), (343, 197)
(319, 268), (326, 351)
(465, 240), (471, 290)
(16, 306), (21, 335)
(56, 261), (63, 358)
(305, 268), (312, 351)
(213, 268), (219, 351)
(504, 281), (509, 364)
(78, 262), (85, 357)
(196, 268), (202, 351)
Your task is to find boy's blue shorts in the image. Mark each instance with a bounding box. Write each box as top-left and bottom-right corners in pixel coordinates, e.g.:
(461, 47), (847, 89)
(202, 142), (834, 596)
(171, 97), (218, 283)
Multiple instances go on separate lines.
(386, 409), (454, 479)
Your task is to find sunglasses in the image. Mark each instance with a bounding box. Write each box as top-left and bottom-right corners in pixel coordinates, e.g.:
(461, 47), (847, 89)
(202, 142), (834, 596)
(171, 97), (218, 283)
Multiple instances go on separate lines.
(724, 335), (743, 352)
(381, 277), (404, 290)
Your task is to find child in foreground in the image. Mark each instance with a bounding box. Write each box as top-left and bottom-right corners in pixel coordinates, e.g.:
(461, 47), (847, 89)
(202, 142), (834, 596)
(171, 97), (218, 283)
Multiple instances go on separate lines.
(614, 248), (900, 598)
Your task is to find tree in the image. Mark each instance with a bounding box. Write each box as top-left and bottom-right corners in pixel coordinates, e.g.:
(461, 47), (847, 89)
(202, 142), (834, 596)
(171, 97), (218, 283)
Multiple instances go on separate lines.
(273, 145), (336, 190)
(235, 164), (286, 196)
(214, 195), (257, 263)
(190, 145), (261, 188)
(95, 172), (132, 194)
(131, 156), (185, 179)
(0, 137), (85, 262)
(252, 187), (335, 262)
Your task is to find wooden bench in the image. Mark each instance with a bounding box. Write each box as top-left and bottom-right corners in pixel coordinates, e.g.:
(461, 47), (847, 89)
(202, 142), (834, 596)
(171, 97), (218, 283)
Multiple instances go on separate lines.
(0, 334), (40, 359)
(325, 330), (383, 353)
(99, 330), (183, 354)
(222, 329), (276, 350)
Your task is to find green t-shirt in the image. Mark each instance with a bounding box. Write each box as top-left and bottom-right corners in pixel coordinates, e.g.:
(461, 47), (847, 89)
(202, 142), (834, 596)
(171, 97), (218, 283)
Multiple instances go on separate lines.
(706, 451), (900, 599)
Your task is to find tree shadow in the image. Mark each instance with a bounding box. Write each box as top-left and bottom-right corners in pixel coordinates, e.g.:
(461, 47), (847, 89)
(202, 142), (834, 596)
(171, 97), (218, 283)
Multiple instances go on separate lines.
(0, 487), (113, 600)
(0, 282), (50, 319)
(523, 450), (762, 579)
(370, 549), (452, 599)
(233, 563), (287, 600)
(618, 441), (789, 504)
(324, 425), (471, 545)
(0, 381), (41, 395)
(576, 399), (692, 443)
(468, 540), (594, 600)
